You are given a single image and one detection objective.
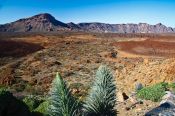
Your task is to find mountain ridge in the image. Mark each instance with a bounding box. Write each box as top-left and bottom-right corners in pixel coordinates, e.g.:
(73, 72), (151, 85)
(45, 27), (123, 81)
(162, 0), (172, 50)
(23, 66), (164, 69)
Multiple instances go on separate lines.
(0, 13), (174, 33)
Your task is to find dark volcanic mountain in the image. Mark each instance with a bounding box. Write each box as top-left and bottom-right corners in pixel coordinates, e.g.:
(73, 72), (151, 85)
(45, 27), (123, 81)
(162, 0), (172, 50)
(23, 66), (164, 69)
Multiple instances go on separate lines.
(0, 13), (70, 32)
(78, 23), (175, 33)
(0, 13), (175, 33)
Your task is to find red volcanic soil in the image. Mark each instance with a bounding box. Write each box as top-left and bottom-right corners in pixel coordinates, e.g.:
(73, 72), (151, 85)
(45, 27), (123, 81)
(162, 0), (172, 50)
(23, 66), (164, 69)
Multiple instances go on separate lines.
(113, 39), (175, 57)
(0, 40), (44, 57)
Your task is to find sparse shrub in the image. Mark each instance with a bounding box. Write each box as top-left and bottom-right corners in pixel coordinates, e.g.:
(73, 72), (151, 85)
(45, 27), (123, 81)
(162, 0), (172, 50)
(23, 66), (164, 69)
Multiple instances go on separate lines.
(24, 84), (45, 95)
(70, 83), (89, 99)
(13, 83), (26, 92)
(0, 65), (119, 116)
(137, 82), (168, 102)
(24, 84), (34, 92)
(167, 83), (175, 89)
(70, 83), (83, 89)
(0, 86), (7, 92)
(23, 95), (41, 112)
(83, 65), (117, 116)
(47, 73), (80, 116)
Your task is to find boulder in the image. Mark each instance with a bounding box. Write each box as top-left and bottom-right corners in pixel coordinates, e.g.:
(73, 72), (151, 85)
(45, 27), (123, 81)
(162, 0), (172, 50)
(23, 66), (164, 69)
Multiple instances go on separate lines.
(160, 91), (175, 105)
(145, 102), (175, 116)
(145, 91), (175, 116)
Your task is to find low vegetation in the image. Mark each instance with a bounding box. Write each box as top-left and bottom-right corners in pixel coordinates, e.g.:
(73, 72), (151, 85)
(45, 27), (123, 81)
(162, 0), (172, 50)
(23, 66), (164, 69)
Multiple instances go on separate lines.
(0, 65), (118, 116)
(23, 95), (42, 112)
(34, 101), (49, 115)
(137, 82), (175, 102)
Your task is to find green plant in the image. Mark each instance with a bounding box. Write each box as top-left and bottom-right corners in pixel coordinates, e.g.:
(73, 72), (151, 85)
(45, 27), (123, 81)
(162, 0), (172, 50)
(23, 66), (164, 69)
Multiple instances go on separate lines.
(34, 101), (49, 114)
(137, 82), (168, 102)
(47, 72), (80, 116)
(83, 65), (117, 116)
(23, 95), (41, 111)
(168, 83), (175, 89)
(0, 86), (7, 93)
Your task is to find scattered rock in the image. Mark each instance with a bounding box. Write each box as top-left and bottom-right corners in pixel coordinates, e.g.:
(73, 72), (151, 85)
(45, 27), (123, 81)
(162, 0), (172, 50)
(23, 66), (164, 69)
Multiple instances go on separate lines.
(64, 71), (75, 77)
(95, 59), (101, 63)
(86, 59), (91, 63)
(125, 101), (143, 111)
(135, 83), (143, 91)
(54, 61), (62, 65)
(0, 76), (15, 85)
(65, 42), (70, 45)
(110, 51), (118, 58)
(29, 79), (37, 85)
(117, 92), (129, 102)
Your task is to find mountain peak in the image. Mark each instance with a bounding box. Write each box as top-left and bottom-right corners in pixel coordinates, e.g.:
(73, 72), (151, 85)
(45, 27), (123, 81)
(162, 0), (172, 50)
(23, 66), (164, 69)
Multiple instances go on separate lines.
(0, 13), (175, 33)
(16, 13), (55, 22)
(28, 13), (58, 24)
(32, 13), (55, 20)
(0, 13), (69, 32)
(156, 23), (163, 26)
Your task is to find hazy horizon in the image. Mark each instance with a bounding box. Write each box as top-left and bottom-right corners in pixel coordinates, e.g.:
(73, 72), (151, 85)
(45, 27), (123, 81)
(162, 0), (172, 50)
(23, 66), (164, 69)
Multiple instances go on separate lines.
(0, 0), (175, 27)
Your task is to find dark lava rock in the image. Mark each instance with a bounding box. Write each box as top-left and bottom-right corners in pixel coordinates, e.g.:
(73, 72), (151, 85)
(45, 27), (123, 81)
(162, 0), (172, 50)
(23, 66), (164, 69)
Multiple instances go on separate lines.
(145, 102), (175, 116)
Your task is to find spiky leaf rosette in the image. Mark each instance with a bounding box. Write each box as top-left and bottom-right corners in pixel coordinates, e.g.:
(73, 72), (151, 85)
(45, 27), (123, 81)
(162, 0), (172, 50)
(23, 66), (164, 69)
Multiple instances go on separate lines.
(83, 65), (117, 116)
(47, 73), (80, 116)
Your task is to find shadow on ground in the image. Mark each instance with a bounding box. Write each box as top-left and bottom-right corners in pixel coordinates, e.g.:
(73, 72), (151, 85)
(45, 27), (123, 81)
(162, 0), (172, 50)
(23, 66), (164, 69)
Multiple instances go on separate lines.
(0, 40), (44, 58)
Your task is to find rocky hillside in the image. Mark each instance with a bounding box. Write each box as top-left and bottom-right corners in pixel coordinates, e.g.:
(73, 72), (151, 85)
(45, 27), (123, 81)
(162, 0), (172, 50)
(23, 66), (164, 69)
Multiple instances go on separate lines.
(0, 13), (175, 33)
(0, 13), (70, 32)
(79, 23), (175, 33)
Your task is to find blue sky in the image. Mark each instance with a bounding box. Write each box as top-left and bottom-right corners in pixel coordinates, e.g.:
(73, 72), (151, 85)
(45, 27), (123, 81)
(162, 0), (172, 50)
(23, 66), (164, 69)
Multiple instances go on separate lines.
(0, 0), (175, 27)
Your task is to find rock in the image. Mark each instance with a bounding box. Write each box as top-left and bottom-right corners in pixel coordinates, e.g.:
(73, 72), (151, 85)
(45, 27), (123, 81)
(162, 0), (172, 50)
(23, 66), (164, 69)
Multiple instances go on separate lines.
(145, 91), (175, 116)
(110, 51), (118, 58)
(117, 92), (129, 102)
(125, 101), (143, 111)
(145, 102), (175, 116)
(86, 59), (91, 63)
(135, 83), (143, 91)
(64, 71), (75, 77)
(160, 91), (175, 105)
(54, 61), (62, 65)
(95, 59), (101, 63)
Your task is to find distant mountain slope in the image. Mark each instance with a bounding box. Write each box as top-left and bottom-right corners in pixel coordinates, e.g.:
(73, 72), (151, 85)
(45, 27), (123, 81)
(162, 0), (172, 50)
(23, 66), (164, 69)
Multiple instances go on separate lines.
(0, 13), (70, 32)
(0, 13), (174, 33)
(78, 23), (175, 33)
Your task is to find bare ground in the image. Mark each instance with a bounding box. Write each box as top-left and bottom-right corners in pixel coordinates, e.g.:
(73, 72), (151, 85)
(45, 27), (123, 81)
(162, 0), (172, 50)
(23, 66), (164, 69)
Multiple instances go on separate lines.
(1, 33), (175, 115)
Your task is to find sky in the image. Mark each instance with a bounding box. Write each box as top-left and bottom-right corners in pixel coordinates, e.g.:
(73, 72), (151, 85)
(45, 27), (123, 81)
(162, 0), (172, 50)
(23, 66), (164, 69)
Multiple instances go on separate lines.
(0, 0), (175, 27)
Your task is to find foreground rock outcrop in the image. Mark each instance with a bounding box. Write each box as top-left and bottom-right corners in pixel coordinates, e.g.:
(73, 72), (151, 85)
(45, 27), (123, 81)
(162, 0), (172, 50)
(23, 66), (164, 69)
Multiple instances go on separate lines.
(145, 91), (175, 116)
